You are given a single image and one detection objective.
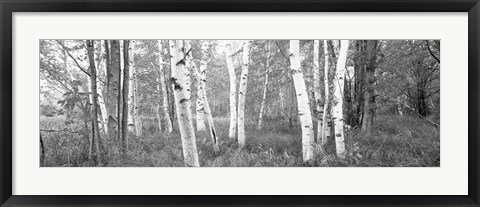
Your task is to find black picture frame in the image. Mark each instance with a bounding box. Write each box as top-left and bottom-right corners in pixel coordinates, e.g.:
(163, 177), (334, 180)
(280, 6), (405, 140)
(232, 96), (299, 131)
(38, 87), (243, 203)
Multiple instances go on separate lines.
(1, 0), (479, 206)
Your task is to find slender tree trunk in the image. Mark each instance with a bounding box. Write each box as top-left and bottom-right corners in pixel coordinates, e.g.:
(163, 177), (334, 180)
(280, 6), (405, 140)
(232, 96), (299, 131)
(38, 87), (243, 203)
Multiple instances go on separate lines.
(188, 42), (220, 154)
(354, 40), (367, 128)
(313, 40), (324, 145)
(237, 41), (250, 148)
(133, 58), (142, 137)
(257, 41), (271, 130)
(86, 40), (103, 164)
(121, 40), (131, 152)
(158, 40), (173, 133)
(94, 41), (108, 135)
(322, 40), (331, 146)
(362, 40), (378, 135)
(332, 40), (349, 159)
(87, 69), (95, 161)
(225, 44), (237, 139)
(196, 41), (208, 131)
(169, 40), (200, 167)
(127, 41), (136, 134)
(156, 76), (163, 133)
(107, 40), (121, 141)
(117, 41), (123, 142)
(289, 40), (315, 164)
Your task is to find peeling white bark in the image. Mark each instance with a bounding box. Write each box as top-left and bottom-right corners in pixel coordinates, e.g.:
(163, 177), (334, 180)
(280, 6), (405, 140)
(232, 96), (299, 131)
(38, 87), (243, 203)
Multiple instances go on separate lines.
(313, 40), (324, 144)
(225, 44), (237, 139)
(332, 40), (349, 159)
(127, 40), (136, 134)
(257, 41), (271, 130)
(157, 40), (173, 134)
(94, 40), (108, 135)
(189, 43), (220, 154)
(322, 40), (331, 146)
(237, 41), (250, 148)
(196, 41), (208, 131)
(289, 40), (315, 164)
(169, 40), (200, 167)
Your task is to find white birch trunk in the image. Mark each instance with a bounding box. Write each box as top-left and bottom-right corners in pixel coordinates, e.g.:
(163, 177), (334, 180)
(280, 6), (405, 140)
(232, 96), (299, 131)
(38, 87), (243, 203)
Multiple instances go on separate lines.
(169, 40), (200, 167)
(129, 41), (142, 137)
(196, 41), (208, 131)
(94, 41), (108, 135)
(322, 40), (331, 146)
(157, 40), (173, 134)
(257, 41), (271, 130)
(127, 40), (136, 134)
(313, 40), (324, 145)
(225, 44), (237, 139)
(289, 40), (315, 164)
(156, 76), (163, 133)
(237, 41), (250, 148)
(189, 45), (220, 154)
(87, 71), (94, 159)
(332, 40), (349, 159)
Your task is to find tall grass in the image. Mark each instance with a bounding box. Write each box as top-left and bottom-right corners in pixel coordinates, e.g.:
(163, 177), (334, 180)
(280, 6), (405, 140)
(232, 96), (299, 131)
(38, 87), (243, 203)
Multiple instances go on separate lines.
(41, 114), (440, 167)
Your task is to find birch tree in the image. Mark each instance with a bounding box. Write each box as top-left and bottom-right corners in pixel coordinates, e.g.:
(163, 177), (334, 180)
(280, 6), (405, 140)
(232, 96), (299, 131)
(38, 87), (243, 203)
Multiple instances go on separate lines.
(362, 40), (379, 135)
(156, 76), (163, 133)
(188, 41), (220, 154)
(169, 40), (200, 167)
(289, 40), (315, 164)
(94, 41), (108, 134)
(157, 40), (173, 133)
(313, 40), (324, 144)
(257, 41), (271, 130)
(322, 40), (331, 146)
(196, 41), (208, 131)
(106, 40), (121, 141)
(332, 40), (349, 159)
(130, 41), (142, 137)
(237, 41), (250, 147)
(86, 40), (103, 163)
(225, 43), (237, 139)
(127, 40), (136, 134)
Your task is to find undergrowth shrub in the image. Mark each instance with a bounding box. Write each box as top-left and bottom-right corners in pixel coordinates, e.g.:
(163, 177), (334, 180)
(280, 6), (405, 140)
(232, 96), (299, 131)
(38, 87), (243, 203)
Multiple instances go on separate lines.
(42, 115), (440, 167)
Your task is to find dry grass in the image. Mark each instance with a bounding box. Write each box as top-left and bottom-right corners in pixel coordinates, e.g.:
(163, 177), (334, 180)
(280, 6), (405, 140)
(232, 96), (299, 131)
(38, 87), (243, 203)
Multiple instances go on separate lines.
(41, 114), (440, 167)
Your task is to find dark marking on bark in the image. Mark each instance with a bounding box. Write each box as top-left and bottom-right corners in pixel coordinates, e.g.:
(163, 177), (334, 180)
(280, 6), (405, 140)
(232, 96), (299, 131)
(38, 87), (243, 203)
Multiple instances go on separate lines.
(212, 129), (217, 143)
(174, 83), (182, 90)
(176, 59), (186, 66)
(179, 98), (188, 104)
(336, 133), (342, 137)
(170, 77), (182, 90)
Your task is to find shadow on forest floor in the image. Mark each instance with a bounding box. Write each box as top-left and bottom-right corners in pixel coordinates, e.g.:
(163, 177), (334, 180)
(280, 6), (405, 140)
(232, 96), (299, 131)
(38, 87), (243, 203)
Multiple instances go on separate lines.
(40, 115), (440, 167)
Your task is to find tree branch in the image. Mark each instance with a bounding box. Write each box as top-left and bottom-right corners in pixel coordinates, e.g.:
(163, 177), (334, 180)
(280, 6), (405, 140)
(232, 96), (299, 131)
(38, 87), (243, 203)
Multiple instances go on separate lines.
(425, 40), (440, 63)
(275, 41), (291, 65)
(56, 40), (91, 76)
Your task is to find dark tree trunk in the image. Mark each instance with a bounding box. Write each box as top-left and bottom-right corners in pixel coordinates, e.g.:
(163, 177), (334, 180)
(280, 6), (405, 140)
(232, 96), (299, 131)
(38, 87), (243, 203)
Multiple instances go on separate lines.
(86, 40), (103, 164)
(107, 40), (121, 141)
(362, 40), (379, 135)
(121, 40), (130, 153)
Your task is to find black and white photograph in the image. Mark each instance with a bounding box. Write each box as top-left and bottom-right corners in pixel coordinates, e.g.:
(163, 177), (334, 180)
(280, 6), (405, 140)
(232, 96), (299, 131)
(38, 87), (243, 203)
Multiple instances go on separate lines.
(39, 39), (440, 167)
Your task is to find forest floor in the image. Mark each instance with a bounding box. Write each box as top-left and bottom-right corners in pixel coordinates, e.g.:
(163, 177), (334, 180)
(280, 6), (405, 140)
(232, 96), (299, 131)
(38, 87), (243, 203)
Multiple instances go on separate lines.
(40, 115), (440, 167)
